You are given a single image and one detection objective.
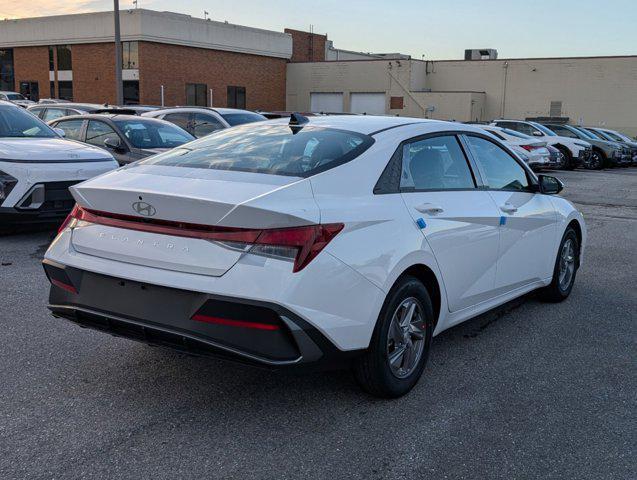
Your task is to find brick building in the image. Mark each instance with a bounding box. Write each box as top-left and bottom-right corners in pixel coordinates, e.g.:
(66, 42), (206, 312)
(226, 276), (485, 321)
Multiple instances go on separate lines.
(0, 9), (321, 109)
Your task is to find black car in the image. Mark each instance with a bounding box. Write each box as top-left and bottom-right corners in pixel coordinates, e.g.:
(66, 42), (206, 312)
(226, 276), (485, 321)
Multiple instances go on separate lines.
(48, 114), (195, 165)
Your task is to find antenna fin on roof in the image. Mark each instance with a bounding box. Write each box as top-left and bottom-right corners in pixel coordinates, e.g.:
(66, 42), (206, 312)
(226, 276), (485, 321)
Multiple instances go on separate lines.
(289, 113), (309, 126)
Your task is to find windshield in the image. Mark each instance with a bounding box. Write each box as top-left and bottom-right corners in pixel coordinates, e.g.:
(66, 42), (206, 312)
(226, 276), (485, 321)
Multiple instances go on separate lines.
(139, 124), (374, 177)
(600, 130), (624, 142)
(570, 126), (596, 139)
(530, 122), (556, 136)
(221, 112), (267, 126)
(580, 128), (604, 140)
(6, 93), (25, 101)
(0, 105), (57, 138)
(591, 129), (615, 141)
(113, 119), (194, 149)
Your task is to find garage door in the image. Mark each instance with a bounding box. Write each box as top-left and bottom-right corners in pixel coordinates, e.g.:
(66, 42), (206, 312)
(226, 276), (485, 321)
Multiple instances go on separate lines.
(350, 93), (386, 115)
(310, 93), (343, 113)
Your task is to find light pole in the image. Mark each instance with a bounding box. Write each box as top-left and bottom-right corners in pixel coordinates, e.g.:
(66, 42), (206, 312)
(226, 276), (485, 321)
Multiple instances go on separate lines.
(113, 0), (123, 105)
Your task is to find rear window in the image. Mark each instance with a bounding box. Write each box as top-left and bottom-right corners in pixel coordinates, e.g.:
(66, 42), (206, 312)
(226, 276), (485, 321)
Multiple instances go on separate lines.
(220, 112), (267, 126)
(139, 124), (374, 177)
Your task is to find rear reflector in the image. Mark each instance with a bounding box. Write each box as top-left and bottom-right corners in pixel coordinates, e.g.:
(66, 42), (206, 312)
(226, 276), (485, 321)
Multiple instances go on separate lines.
(63, 205), (343, 272)
(191, 314), (280, 331)
(50, 278), (78, 294)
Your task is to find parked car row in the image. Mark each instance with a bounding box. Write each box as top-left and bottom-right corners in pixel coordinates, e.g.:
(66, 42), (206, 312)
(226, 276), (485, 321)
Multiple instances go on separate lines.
(25, 103), (265, 165)
(488, 119), (636, 169)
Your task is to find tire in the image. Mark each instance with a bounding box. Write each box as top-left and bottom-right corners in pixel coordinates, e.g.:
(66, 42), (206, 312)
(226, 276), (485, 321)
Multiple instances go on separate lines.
(586, 149), (605, 170)
(558, 147), (575, 170)
(354, 276), (434, 398)
(539, 227), (580, 302)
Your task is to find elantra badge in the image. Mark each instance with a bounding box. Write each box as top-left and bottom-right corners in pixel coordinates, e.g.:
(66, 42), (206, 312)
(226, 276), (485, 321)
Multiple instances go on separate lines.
(132, 201), (156, 217)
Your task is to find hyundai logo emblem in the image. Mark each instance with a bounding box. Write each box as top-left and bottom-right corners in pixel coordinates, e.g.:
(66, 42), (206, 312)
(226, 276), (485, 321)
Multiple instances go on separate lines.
(132, 201), (156, 217)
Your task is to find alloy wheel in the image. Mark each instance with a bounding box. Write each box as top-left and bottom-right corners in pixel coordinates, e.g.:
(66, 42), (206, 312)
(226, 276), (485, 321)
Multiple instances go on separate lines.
(558, 238), (576, 291)
(386, 297), (426, 379)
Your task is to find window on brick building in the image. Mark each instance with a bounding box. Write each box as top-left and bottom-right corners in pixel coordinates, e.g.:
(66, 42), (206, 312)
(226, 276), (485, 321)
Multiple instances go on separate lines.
(0, 49), (14, 92)
(56, 45), (72, 70)
(48, 46), (54, 71)
(58, 81), (73, 101)
(186, 83), (207, 106)
(123, 80), (140, 105)
(227, 86), (246, 109)
(122, 42), (139, 69)
(50, 81), (55, 98)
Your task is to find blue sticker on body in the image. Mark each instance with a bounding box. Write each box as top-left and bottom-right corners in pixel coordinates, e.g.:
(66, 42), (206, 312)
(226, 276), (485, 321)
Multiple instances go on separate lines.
(416, 218), (427, 229)
(500, 216), (507, 226)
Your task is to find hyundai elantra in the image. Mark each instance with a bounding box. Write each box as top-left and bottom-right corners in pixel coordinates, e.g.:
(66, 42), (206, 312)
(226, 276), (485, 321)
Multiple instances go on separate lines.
(43, 115), (585, 397)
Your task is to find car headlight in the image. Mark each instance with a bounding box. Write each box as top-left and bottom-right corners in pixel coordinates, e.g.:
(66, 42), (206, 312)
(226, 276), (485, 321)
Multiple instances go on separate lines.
(0, 170), (18, 201)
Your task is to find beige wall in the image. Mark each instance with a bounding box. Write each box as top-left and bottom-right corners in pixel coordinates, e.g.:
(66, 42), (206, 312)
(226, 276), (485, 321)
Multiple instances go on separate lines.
(287, 60), (398, 112)
(287, 56), (637, 136)
(426, 56), (637, 135)
(286, 60), (479, 121)
(408, 92), (485, 122)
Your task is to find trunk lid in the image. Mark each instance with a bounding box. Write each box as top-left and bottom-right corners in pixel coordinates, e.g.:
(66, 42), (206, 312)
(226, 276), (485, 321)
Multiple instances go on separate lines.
(68, 164), (321, 276)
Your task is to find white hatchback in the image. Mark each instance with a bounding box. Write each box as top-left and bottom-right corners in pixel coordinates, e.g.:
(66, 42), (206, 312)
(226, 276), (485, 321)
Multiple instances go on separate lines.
(0, 101), (118, 229)
(44, 115), (585, 397)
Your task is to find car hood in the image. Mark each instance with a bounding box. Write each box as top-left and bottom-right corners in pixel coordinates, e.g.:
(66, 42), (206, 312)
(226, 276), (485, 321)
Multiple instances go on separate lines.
(0, 137), (113, 162)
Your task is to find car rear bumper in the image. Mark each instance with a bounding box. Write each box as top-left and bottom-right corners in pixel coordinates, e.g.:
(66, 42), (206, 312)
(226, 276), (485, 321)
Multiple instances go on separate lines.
(44, 260), (364, 370)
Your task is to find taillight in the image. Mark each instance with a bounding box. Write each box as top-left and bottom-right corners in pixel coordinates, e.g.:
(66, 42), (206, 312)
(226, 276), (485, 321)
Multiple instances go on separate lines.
(521, 144), (542, 152)
(57, 204), (80, 234)
(62, 206), (344, 272)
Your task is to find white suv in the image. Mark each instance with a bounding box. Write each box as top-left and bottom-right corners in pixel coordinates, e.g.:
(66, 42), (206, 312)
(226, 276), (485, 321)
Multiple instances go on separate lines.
(0, 101), (118, 229)
(491, 120), (592, 169)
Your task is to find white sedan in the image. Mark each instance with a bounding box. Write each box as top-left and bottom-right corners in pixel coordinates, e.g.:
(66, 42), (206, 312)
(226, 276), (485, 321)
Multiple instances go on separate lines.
(43, 115), (585, 397)
(0, 101), (118, 229)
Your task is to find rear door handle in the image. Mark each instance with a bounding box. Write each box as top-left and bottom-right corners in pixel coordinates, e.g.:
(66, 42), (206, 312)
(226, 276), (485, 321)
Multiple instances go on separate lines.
(500, 203), (518, 214)
(415, 203), (444, 215)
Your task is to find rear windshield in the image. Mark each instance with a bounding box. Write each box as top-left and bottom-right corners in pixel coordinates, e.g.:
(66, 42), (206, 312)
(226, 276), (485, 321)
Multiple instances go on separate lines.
(139, 124), (374, 177)
(220, 112), (267, 126)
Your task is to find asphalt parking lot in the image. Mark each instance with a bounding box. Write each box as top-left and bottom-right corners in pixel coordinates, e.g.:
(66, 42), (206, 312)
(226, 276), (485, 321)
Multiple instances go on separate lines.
(1, 168), (635, 480)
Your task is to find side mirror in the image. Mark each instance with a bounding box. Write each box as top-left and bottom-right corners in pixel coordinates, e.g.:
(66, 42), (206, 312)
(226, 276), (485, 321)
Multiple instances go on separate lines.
(53, 127), (66, 137)
(532, 130), (544, 137)
(104, 137), (125, 152)
(538, 174), (563, 195)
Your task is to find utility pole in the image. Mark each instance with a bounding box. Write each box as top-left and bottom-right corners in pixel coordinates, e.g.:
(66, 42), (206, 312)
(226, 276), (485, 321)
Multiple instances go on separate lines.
(113, 0), (124, 105)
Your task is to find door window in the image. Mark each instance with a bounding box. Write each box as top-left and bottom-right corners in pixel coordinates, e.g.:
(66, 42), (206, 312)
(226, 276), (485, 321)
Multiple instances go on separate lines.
(86, 120), (120, 147)
(466, 136), (530, 191)
(42, 108), (68, 122)
(54, 119), (84, 140)
(400, 135), (475, 191)
(192, 112), (224, 137)
(163, 112), (191, 133)
(28, 107), (46, 119)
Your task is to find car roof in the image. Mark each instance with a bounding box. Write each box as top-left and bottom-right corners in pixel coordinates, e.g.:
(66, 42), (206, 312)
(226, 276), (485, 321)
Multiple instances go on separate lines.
(52, 113), (172, 123)
(259, 115), (456, 135)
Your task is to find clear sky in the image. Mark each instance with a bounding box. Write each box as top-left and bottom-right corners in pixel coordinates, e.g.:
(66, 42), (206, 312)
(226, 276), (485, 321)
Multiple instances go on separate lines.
(2, 0), (636, 59)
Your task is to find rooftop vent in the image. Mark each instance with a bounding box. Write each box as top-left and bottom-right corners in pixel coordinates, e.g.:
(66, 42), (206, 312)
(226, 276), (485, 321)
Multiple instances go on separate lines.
(464, 49), (498, 60)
